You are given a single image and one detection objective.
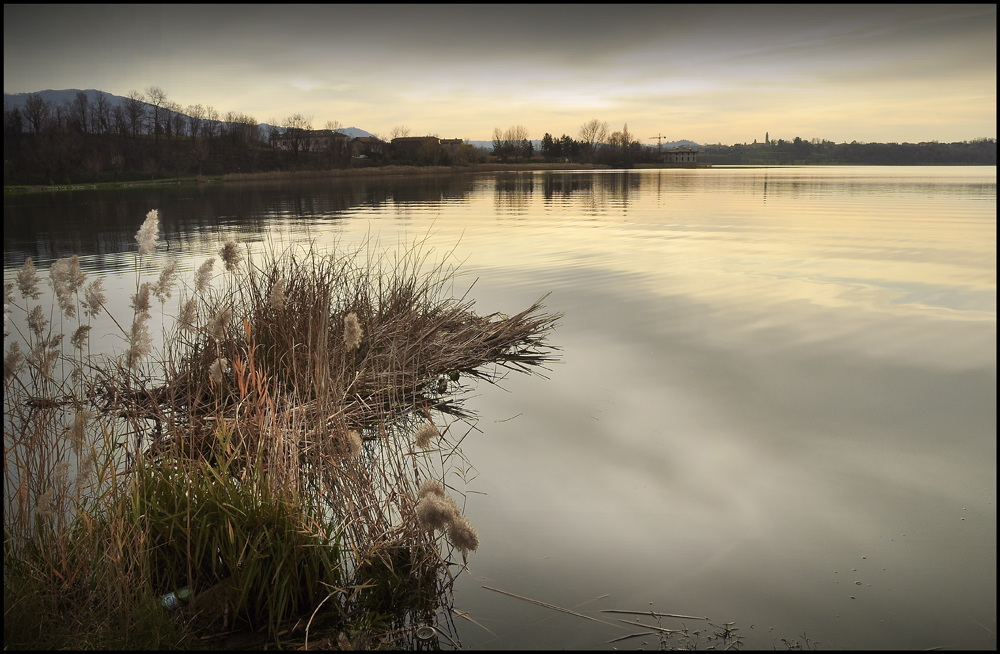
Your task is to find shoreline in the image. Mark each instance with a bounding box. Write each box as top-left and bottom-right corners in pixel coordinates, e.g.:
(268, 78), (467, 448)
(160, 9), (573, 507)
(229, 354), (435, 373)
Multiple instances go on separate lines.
(5, 162), (708, 194)
(3, 163), (614, 194)
(220, 162), (617, 183)
(9, 161), (992, 194)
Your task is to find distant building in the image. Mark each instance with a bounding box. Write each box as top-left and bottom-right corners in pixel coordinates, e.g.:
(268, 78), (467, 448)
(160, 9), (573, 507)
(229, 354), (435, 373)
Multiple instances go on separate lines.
(274, 129), (349, 152)
(391, 136), (440, 158)
(392, 136), (441, 156)
(351, 136), (386, 157)
(438, 138), (463, 152)
(665, 147), (698, 163)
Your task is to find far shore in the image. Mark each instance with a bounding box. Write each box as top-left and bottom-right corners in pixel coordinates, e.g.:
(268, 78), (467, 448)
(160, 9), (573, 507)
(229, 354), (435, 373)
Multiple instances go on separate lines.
(6, 161), (718, 194)
(220, 162), (618, 183)
(5, 162), (627, 194)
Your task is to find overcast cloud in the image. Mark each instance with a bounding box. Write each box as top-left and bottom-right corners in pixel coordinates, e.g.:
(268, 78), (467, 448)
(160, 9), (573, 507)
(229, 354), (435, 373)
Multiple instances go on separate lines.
(4, 4), (995, 143)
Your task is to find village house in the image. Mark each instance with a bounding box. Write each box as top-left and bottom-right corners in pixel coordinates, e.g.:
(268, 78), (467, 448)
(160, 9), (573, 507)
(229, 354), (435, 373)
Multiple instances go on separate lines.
(274, 129), (350, 152)
(351, 136), (387, 157)
(664, 146), (698, 163)
(390, 136), (440, 158)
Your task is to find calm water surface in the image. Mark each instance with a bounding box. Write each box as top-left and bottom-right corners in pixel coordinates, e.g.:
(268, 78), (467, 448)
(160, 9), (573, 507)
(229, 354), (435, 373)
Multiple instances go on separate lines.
(4, 167), (996, 649)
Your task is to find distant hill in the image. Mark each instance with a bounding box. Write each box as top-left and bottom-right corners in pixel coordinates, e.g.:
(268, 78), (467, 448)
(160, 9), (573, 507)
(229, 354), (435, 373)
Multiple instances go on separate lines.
(335, 127), (373, 139)
(661, 140), (701, 149)
(4, 88), (126, 109)
(3, 88), (375, 139)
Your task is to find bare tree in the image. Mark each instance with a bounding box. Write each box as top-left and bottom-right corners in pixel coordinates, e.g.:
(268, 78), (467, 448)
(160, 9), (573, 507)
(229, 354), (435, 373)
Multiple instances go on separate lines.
(123, 90), (147, 137)
(492, 127), (508, 161)
(203, 106), (220, 140)
(324, 119), (343, 132)
(579, 118), (609, 154)
(224, 111), (239, 142)
(55, 100), (72, 134)
(234, 113), (260, 146)
(282, 113), (313, 156)
(265, 117), (281, 150)
(163, 101), (184, 140)
(22, 93), (50, 134)
(490, 126), (528, 161)
(72, 91), (89, 134)
(506, 125), (530, 161)
(112, 105), (126, 136)
(92, 90), (110, 135)
(390, 125), (411, 139)
(145, 86), (168, 141)
(4, 101), (24, 138)
(186, 104), (204, 140)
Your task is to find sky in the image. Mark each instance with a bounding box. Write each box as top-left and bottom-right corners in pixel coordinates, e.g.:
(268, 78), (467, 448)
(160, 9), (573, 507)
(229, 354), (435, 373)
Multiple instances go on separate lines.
(3, 4), (996, 145)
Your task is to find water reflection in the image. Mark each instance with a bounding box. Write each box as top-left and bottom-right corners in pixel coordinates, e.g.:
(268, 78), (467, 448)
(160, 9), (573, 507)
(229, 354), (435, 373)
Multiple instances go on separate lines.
(3, 167), (996, 648)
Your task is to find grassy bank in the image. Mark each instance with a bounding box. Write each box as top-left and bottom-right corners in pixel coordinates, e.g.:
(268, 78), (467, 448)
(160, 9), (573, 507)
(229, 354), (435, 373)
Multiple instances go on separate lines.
(4, 174), (226, 194)
(3, 163), (617, 194)
(3, 213), (560, 649)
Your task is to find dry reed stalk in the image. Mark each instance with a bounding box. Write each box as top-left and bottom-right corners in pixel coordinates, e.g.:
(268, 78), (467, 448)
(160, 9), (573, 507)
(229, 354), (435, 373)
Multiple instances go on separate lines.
(616, 619), (685, 635)
(601, 609), (710, 620)
(6, 219), (557, 648)
(482, 586), (625, 629)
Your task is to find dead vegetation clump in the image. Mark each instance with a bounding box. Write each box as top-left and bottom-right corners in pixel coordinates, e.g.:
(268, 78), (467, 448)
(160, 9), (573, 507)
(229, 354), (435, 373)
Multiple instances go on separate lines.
(4, 214), (560, 649)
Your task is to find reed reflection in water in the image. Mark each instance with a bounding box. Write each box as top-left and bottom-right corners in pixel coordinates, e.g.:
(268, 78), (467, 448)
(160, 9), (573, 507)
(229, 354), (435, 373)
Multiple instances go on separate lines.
(3, 166), (995, 649)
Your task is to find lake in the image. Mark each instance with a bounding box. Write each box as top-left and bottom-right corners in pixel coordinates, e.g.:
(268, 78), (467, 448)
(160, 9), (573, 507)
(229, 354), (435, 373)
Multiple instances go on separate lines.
(3, 166), (996, 649)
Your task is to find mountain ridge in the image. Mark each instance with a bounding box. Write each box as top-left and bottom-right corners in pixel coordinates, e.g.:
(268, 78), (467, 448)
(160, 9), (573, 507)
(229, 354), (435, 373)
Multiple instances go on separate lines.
(3, 88), (374, 139)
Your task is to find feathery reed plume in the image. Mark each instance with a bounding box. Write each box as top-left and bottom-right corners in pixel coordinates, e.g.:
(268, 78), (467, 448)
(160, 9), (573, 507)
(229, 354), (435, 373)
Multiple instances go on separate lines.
(209, 358), (228, 384)
(32, 342), (59, 380)
(136, 209), (159, 255)
(55, 461), (71, 488)
(269, 277), (287, 310)
(27, 304), (48, 339)
(414, 422), (438, 449)
(131, 282), (152, 317)
(153, 260), (178, 304)
(196, 258), (216, 293)
(220, 239), (242, 272)
(74, 449), (95, 500)
(4, 341), (25, 381)
(346, 430), (363, 457)
(207, 307), (232, 341)
(17, 256), (41, 300)
(178, 298), (198, 332)
(68, 410), (94, 458)
(446, 513), (480, 556)
(84, 278), (106, 317)
(3, 282), (12, 333)
(418, 478), (446, 499)
(416, 493), (460, 533)
(70, 324), (92, 350)
(67, 255), (86, 292)
(126, 315), (152, 368)
(343, 312), (362, 350)
(35, 489), (55, 520)
(50, 258), (76, 319)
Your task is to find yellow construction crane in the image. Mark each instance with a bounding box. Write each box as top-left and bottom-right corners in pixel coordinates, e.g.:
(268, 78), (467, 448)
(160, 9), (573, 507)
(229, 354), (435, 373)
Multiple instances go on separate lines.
(649, 133), (668, 160)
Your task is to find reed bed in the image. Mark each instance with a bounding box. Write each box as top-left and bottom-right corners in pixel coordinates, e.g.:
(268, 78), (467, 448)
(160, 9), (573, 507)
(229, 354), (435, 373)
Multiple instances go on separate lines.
(3, 210), (560, 649)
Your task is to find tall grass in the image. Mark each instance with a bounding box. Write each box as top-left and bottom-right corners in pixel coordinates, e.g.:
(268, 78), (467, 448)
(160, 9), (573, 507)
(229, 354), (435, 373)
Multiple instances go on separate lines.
(4, 211), (559, 648)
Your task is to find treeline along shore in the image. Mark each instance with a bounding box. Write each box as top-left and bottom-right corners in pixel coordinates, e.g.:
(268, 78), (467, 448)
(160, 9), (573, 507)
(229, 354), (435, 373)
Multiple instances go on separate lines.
(4, 88), (995, 190)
